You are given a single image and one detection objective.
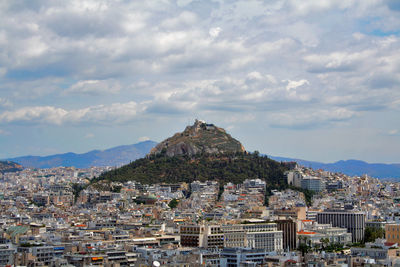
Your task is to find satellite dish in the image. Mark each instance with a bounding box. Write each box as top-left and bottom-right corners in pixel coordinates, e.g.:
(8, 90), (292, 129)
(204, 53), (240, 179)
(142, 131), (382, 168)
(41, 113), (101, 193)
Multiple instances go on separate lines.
(153, 261), (161, 267)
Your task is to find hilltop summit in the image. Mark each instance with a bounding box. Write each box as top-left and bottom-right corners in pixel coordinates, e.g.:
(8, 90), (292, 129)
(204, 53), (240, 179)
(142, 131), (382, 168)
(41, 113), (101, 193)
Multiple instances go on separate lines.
(149, 119), (245, 157)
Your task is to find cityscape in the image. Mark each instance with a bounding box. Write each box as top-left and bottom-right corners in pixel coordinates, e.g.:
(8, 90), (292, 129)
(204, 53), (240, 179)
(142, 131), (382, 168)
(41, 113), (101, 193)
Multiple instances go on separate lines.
(1, 120), (400, 266)
(1, 1), (400, 266)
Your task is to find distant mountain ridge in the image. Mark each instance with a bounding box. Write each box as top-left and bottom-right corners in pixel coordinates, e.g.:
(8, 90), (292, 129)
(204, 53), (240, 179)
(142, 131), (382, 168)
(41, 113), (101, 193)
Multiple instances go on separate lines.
(5, 141), (157, 169)
(268, 155), (400, 179)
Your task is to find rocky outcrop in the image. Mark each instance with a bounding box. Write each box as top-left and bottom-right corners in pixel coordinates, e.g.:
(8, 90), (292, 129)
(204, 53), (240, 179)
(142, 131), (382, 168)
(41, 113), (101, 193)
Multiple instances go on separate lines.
(149, 120), (245, 157)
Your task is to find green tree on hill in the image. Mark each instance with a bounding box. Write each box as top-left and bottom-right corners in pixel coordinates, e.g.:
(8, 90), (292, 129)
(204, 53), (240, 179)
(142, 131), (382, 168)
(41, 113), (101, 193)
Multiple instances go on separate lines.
(92, 152), (289, 191)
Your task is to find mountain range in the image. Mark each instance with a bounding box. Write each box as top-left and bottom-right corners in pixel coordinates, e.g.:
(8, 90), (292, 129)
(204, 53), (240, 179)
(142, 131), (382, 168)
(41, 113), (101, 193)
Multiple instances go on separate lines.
(3, 138), (399, 179)
(5, 140), (157, 169)
(268, 156), (400, 179)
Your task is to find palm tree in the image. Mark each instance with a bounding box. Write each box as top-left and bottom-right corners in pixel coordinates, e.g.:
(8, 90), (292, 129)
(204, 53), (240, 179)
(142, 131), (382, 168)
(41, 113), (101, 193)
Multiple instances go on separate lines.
(320, 237), (330, 250)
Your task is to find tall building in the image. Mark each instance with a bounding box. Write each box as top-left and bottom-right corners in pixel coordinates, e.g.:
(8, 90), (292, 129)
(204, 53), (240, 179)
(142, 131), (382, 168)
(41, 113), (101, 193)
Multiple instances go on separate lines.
(276, 219), (297, 251)
(317, 210), (365, 242)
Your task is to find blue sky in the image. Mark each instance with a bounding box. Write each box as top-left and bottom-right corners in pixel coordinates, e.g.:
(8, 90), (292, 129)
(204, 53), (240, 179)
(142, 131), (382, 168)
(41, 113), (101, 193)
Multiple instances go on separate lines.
(0, 0), (400, 163)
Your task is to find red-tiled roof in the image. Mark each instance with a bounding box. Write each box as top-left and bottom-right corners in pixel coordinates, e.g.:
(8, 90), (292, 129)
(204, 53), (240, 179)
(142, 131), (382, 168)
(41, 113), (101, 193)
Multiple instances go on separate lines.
(297, 230), (316, 235)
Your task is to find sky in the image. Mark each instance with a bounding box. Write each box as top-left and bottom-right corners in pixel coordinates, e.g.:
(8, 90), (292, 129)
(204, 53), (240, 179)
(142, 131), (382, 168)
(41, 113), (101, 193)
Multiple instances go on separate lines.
(0, 0), (400, 163)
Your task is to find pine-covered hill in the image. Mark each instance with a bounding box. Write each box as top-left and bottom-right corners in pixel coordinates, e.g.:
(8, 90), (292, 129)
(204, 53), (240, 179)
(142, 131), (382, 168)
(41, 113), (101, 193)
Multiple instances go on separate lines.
(0, 161), (23, 174)
(92, 152), (289, 190)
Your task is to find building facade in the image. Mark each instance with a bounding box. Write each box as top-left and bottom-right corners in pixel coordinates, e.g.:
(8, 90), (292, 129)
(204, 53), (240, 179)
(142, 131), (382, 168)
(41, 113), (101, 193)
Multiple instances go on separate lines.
(386, 224), (400, 244)
(276, 219), (297, 251)
(317, 210), (365, 242)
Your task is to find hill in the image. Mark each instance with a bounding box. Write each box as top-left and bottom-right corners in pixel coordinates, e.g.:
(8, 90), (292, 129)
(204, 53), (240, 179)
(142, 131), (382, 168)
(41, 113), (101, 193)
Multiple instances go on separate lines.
(6, 141), (157, 169)
(269, 156), (400, 179)
(149, 119), (245, 157)
(93, 121), (288, 189)
(0, 161), (23, 174)
(93, 152), (289, 189)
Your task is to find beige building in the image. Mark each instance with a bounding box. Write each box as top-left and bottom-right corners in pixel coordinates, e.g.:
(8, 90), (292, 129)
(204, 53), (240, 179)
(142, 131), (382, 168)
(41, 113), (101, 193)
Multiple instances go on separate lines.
(386, 224), (400, 244)
(274, 206), (306, 220)
(180, 223), (283, 251)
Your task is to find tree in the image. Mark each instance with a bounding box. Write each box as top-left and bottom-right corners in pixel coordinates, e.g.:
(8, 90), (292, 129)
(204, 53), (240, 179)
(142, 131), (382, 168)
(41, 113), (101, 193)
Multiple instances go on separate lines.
(168, 198), (179, 209)
(320, 237), (330, 250)
(364, 227), (385, 243)
(298, 243), (311, 256)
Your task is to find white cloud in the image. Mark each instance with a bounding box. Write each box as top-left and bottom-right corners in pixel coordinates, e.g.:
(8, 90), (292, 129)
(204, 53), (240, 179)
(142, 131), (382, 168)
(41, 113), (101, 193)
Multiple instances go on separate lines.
(0, 106), (68, 125)
(286, 0), (357, 16)
(0, 98), (12, 108)
(268, 108), (356, 128)
(1, 0), (400, 161)
(286, 79), (309, 90)
(65, 79), (121, 95)
(162, 11), (197, 29)
(304, 50), (375, 73)
(0, 101), (144, 125)
(209, 27), (222, 38)
(138, 136), (150, 142)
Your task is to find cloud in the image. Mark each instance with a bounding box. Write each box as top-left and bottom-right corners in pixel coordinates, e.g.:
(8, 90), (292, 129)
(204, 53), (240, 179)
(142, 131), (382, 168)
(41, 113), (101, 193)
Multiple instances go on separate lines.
(0, 98), (12, 108)
(138, 136), (150, 142)
(65, 79), (121, 95)
(85, 133), (95, 138)
(161, 11), (197, 29)
(268, 108), (357, 129)
(286, 79), (309, 90)
(0, 106), (68, 125)
(304, 51), (374, 73)
(1, 0), (400, 161)
(0, 101), (144, 125)
(388, 129), (399, 135)
(209, 27), (222, 38)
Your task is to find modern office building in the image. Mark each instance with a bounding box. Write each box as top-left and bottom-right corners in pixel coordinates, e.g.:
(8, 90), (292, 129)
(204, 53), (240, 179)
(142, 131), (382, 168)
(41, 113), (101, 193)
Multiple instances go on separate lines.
(276, 219), (297, 251)
(317, 210), (365, 242)
(180, 223), (283, 251)
(301, 177), (325, 192)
